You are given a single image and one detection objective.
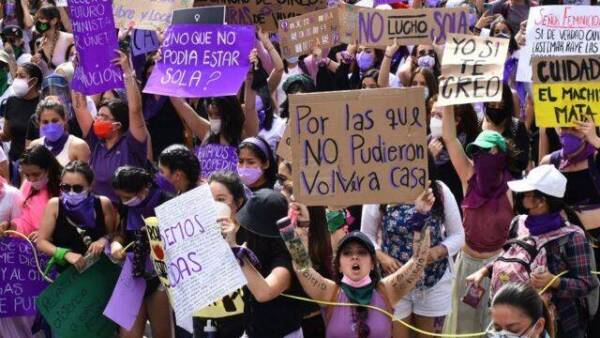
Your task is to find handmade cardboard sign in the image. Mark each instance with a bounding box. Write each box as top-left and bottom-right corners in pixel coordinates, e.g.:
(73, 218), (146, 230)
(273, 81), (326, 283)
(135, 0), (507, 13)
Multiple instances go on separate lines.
(278, 7), (340, 58)
(532, 55), (600, 127)
(69, 0), (123, 95)
(113, 0), (194, 30)
(194, 0), (328, 32)
(516, 5), (600, 82)
(0, 238), (50, 318)
(36, 256), (120, 338)
(276, 124), (292, 161)
(289, 87), (428, 206)
(437, 34), (509, 106)
(154, 185), (246, 333)
(337, 4), (469, 47)
(143, 24), (255, 98)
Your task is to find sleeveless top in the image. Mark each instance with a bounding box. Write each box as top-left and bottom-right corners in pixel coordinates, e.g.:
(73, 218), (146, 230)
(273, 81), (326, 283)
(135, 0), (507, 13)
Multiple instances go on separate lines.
(52, 196), (106, 256)
(42, 134), (74, 167)
(41, 31), (71, 69)
(381, 204), (448, 289)
(463, 193), (512, 253)
(326, 286), (392, 338)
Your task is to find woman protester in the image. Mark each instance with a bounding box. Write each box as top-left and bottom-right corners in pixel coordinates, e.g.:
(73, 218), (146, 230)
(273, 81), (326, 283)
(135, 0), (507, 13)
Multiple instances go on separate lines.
(31, 4), (73, 74)
(237, 136), (277, 191)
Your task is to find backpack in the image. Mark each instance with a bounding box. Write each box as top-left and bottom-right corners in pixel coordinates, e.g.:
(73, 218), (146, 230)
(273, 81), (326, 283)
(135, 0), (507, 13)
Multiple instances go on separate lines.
(491, 216), (599, 319)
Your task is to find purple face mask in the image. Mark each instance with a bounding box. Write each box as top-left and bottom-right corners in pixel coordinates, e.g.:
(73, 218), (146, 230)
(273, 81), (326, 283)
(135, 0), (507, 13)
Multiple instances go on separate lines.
(560, 133), (584, 156)
(357, 51), (374, 71)
(40, 123), (65, 142)
(237, 167), (263, 186)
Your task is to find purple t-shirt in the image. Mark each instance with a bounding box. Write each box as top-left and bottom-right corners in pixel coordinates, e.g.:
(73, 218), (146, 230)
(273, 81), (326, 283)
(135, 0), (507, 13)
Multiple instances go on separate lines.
(87, 131), (147, 202)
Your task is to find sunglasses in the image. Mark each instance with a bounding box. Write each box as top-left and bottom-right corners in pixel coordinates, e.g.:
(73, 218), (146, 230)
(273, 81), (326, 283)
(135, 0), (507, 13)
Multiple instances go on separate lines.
(60, 184), (85, 193)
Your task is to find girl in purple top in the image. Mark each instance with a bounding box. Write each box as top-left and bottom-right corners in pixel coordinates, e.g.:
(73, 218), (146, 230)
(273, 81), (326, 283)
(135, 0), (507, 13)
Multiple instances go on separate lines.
(288, 189), (434, 338)
(72, 50), (148, 203)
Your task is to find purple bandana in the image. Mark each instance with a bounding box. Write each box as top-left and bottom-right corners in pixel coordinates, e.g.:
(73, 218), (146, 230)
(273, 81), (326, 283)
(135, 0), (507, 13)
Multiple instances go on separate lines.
(525, 212), (564, 236)
(61, 193), (96, 229)
(560, 143), (596, 170)
(126, 188), (163, 231)
(44, 132), (69, 157)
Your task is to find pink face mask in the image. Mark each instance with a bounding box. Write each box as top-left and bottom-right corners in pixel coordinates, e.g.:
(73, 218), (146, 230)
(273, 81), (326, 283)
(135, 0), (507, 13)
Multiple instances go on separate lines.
(341, 274), (372, 288)
(237, 167), (263, 186)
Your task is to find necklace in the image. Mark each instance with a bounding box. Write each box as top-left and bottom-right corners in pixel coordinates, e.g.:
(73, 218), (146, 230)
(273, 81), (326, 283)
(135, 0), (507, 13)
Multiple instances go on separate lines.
(42, 30), (60, 66)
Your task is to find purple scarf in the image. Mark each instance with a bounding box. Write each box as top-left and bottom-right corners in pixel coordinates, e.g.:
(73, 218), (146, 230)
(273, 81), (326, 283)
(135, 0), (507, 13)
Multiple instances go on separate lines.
(560, 143), (596, 170)
(525, 212), (564, 236)
(126, 187), (163, 231)
(44, 133), (69, 157)
(61, 193), (96, 229)
(142, 94), (168, 120)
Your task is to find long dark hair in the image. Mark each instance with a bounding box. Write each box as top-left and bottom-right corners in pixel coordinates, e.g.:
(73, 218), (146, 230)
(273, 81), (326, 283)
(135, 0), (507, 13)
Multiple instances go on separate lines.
(524, 191), (584, 231)
(492, 283), (555, 338)
(333, 239), (381, 338)
(307, 206), (334, 279)
(111, 166), (154, 194)
(205, 96), (244, 146)
(410, 67), (439, 101)
(454, 103), (481, 144)
(410, 45), (441, 78)
(208, 170), (246, 211)
(20, 144), (62, 201)
(490, 19), (519, 55)
(428, 152), (445, 220)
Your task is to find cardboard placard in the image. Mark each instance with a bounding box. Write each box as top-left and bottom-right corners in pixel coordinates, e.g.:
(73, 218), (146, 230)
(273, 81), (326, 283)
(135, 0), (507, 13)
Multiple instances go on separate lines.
(36, 256), (120, 338)
(144, 217), (173, 294)
(338, 4), (469, 47)
(437, 34), (509, 106)
(172, 6), (226, 24)
(143, 24), (255, 98)
(532, 55), (600, 127)
(276, 124), (292, 161)
(113, 0), (194, 30)
(194, 0), (328, 32)
(154, 185), (246, 333)
(290, 88), (428, 206)
(0, 238), (51, 318)
(69, 0), (124, 95)
(516, 5), (600, 83)
(278, 7), (340, 59)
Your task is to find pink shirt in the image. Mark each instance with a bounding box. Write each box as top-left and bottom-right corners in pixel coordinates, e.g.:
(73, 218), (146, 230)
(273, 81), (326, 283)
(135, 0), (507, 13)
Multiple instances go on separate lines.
(13, 180), (50, 236)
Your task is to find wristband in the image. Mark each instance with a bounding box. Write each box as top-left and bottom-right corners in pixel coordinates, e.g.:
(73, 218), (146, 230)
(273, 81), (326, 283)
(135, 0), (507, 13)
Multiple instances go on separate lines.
(53, 247), (70, 266)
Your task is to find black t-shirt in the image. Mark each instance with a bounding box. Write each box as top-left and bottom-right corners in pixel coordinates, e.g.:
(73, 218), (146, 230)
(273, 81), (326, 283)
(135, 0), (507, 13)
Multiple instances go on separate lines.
(4, 95), (39, 161)
(145, 98), (185, 160)
(236, 227), (304, 338)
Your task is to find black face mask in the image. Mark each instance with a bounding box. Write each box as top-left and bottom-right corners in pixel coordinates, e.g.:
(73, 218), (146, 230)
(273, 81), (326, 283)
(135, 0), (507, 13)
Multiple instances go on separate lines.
(485, 106), (508, 125)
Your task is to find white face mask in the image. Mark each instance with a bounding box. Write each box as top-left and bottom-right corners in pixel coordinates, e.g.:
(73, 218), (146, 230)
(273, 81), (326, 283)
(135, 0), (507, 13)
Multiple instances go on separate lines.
(429, 116), (443, 138)
(12, 78), (30, 97)
(209, 118), (221, 134)
(487, 322), (536, 338)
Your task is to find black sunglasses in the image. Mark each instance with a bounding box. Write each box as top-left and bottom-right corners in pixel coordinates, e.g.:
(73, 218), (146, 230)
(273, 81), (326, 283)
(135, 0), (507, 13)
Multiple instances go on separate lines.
(418, 49), (435, 57)
(60, 184), (85, 193)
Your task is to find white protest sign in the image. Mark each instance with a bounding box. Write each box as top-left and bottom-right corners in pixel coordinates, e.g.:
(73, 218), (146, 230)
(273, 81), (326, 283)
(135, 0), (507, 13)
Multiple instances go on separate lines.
(154, 185), (246, 333)
(56, 0), (68, 7)
(516, 5), (600, 82)
(437, 34), (509, 106)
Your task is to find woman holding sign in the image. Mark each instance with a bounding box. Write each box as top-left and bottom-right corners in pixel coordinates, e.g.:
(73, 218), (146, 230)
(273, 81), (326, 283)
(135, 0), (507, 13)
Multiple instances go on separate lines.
(441, 104), (516, 334)
(287, 188), (433, 338)
(72, 49), (148, 203)
(110, 166), (172, 338)
(36, 161), (115, 272)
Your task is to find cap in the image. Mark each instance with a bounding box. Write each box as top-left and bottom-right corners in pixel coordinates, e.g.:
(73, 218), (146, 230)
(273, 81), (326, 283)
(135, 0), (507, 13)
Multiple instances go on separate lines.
(282, 73), (315, 94)
(236, 189), (288, 238)
(336, 231), (376, 256)
(507, 164), (567, 198)
(466, 130), (507, 156)
(2, 25), (23, 38)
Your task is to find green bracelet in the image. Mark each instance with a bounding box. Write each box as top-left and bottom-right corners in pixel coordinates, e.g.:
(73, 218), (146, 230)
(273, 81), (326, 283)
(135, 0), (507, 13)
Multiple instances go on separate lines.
(53, 247), (70, 266)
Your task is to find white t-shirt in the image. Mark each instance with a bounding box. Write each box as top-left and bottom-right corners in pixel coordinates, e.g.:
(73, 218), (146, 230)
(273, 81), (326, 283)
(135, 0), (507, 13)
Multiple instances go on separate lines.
(277, 66), (303, 114)
(0, 183), (22, 222)
(258, 115), (287, 153)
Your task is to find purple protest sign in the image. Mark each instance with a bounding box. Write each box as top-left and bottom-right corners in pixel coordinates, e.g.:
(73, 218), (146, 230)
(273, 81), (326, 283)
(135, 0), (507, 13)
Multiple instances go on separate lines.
(132, 29), (160, 56)
(103, 256), (146, 330)
(0, 237), (50, 318)
(143, 24), (255, 98)
(68, 0), (124, 95)
(195, 143), (238, 179)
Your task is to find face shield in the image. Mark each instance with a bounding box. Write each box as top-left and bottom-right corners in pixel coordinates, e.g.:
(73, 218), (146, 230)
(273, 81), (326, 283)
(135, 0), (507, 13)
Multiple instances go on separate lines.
(41, 74), (73, 119)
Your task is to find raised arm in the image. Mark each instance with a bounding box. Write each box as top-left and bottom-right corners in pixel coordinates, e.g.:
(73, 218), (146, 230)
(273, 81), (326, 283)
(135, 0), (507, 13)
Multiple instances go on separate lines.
(169, 97), (210, 139)
(295, 266), (337, 302)
(378, 39), (399, 88)
(20, 0), (33, 29)
(441, 104), (474, 184)
(113, 50), (147, 142)
(243, 51), (259, 138)
(257, 29), (284, 94)
(382, 227), (430, 305)
(71, 90), (94, 137)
